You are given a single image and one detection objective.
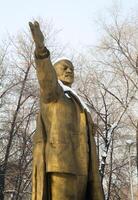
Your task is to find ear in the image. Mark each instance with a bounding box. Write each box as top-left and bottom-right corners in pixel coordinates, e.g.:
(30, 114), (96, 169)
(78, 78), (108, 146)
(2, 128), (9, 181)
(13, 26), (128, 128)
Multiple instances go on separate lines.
(54, 68), (60, 80)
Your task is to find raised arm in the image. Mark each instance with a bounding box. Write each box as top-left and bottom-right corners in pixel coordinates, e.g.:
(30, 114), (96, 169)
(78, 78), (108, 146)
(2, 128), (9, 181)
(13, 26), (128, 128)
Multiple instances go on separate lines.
(29, 21), (59, 103)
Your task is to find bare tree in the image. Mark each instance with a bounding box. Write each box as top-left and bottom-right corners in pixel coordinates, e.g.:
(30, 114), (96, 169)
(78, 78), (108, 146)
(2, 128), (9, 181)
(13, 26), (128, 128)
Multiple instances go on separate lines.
(0, 19), (65, 200)
(74, 6), (138, 199)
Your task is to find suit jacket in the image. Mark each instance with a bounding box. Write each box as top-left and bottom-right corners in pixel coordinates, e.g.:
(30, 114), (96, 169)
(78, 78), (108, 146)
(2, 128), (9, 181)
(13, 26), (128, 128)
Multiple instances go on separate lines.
(32, 57), (104, 200)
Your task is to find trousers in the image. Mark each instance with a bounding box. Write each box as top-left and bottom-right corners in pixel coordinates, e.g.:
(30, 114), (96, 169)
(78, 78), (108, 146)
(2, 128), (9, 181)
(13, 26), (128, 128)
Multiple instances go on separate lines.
(48, 172), (88, 200)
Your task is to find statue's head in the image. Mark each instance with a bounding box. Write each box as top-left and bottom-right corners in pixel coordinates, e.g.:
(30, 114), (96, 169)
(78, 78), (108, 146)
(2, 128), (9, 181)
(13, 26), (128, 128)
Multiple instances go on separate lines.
(54, 59), (74, 87)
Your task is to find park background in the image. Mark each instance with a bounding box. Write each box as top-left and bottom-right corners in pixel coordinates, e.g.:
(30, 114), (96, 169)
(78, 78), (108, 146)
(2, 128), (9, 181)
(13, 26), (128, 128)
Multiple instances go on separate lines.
(0, 0), (138, 199)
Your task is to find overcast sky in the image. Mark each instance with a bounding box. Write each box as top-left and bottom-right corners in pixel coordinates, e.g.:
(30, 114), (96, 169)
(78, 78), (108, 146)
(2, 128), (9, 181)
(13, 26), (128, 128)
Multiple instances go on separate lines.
(0, 0), (138, 49)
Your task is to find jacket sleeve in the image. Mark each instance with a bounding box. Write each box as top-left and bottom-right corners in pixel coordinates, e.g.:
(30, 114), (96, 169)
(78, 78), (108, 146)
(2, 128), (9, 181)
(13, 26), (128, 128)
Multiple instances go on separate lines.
(35, 53), (60, 103)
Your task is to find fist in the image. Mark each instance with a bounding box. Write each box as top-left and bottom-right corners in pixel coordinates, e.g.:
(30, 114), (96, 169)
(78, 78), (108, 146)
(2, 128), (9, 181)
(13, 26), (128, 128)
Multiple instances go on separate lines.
(29, 21), (44, 49)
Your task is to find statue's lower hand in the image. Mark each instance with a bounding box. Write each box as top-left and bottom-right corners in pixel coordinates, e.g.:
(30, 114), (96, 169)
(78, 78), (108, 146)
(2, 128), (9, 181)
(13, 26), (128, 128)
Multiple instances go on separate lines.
(29, 21), (45, 50)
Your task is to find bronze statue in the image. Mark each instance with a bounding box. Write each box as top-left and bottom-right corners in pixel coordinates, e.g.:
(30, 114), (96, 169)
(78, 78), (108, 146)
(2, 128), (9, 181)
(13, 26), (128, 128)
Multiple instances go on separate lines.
(29, 21), (104, 200)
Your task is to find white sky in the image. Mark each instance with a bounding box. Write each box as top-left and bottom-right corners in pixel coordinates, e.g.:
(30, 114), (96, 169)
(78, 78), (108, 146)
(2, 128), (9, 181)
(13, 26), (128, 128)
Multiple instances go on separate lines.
(0, 0), (138, 49)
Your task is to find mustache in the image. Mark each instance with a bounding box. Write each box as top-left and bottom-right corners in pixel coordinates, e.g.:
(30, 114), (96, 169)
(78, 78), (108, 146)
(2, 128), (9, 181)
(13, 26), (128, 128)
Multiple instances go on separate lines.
(65, 73), (74, 76)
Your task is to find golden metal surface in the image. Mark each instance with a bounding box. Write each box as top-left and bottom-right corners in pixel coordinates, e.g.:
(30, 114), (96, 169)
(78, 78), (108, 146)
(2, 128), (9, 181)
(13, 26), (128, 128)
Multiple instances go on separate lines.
(29, 21), (104, 200)
(32, 57), (104, 200)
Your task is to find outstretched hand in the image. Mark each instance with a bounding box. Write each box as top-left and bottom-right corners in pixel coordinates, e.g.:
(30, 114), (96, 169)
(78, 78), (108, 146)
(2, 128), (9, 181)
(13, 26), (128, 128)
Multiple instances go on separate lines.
(29, 21), (45, 49)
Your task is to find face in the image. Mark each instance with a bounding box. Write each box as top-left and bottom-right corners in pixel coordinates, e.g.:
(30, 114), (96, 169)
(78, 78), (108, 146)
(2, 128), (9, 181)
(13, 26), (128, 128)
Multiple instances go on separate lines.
(54, 60), (74, 87)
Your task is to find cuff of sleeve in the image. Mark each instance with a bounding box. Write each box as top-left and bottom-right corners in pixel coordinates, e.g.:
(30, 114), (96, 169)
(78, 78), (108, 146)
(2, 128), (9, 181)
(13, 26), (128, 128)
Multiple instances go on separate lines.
(35, 47), (50, 59)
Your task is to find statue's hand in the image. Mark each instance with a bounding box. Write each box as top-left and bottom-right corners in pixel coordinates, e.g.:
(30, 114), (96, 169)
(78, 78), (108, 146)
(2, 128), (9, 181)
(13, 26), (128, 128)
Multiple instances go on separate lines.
(29, 21), (44, 49)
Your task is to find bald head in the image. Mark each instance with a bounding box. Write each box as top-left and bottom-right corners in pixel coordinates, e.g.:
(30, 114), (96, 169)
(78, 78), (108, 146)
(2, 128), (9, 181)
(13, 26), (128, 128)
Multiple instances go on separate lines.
(54, 59), (74, 87)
